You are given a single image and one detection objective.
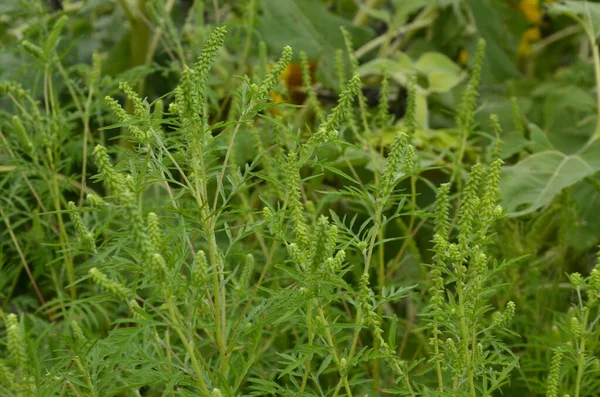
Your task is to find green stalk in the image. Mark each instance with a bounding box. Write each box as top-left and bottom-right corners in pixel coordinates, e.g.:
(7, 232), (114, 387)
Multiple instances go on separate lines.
(165, 294), (210, 394)
(591, 37), (600, 139)
(574, 308), (590, 397)
(353, 0), (385, 26)
(457, 282), (476, 397)
(300, 300), (313, 392)
(44, 67), (76, 298)
(151, 131), (228, 372)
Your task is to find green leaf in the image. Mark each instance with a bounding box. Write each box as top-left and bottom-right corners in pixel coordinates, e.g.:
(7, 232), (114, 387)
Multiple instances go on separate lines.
(466, 0), (521, 81)
(415, 87), (429, 129)
(257, 0), (373, 85)
(500, 139), (600, 216)
(542, 85), (596, 153)
(571, 179), (600, 252)
(548, 1), (600, 38)
(257, 0), (373, 86)
(414, 52), (465, 93)
(528, 123), (555, 153)
(357, 55), (414, 86)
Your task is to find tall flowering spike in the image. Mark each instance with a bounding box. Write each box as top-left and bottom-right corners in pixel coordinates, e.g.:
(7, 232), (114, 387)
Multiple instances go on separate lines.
(300, 50), (324, 120)
(490, 114), (503, 162)
(12, 115), (34, 157)
(105, 95), (147, 143)
(590, 266), (600, 303)
(304, 74), (361, 152)
(340, 26), (371, 134)
(86, 193), (107, 209)
(458, 163), (483, 252)
(21, 40), (45, 61)
(128, 299), (149, 319)
(45, 15), (68, 55)
(326, 250), (346, 275)
(478, 158), (503, 237)
(405, 76), (417, 137)
(403, 144), (418, 176)
(546, 350), (563, 397)
(340, 27), (359, 74)
(89, 52), (102, 88)
(0, 81), (29, 98)
(335, 49), (347, 92)
(357, 273), (399, 362)
(119, 81), (147, 119)
(569, 316), (581, 338)
(67, 201), (96, 253)
(309, 216), (330, 273)
(0, 363), (16, 391)
(93, 145), (124, 194)
(284, 151), (308, 247)
(493, 301), (516, 327)
(325, 225), (338, 257)
(121, 178), (154, 262)
(147, 212), (162, 252)
(511, 96), (525, 137)
(70, 320), (86, 346)
(238, 253), (254, 292)
(434, 183), (451, 243)
(263, 206), (284, 239)
(457, 39), (486, 139)
(381, 132), (408, 200)
(260, 45), (293, 98)
(192, 250), (209, 289)
(89, 267), (131, 300)
(376, 66), (391, 128)
(172, 66), (198, 119)
(150, 253), (169, 282)
(5, 314), (27, 372)
(194, 26), (227, 107)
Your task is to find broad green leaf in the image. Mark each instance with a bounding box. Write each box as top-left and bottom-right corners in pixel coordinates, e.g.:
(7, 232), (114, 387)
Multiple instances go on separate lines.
(501, 132), (528, 159)
(356, 3), (391, 23)
(500, 139), (600, 216)
(391, 0), (433, 24)
(257, 0), (373, 86)
(528, 123), (555, 153)
(358, 55), (413, 86)
(572, 179), (600, 252)
(548, 1), (600, 38)
(257, 0), (372, 62)
(542, 85), (596, 153)
(415, 52), (465, 93)
(466, 0), (521, 81)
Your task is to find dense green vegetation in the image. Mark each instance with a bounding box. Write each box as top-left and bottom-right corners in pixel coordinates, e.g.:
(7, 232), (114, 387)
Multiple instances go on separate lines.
(2, 0), (600, 396)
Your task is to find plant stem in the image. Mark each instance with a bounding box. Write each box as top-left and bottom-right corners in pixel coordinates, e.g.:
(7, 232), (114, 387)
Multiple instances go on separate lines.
(574, 308), (590, 397)
(457, 279), (476, 397)
(591, 37), (600, 139)
(353, 0), (385, 26)
(166, 294), (210, 394)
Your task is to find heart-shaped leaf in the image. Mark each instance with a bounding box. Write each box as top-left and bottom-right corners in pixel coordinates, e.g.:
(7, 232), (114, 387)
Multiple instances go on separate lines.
(358, 55), (414, 86)
(414, 52), (465, 93)
(500, 139), (600, 216)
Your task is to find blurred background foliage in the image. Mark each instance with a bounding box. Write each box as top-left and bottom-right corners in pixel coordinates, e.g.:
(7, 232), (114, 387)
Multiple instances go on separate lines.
(2, 0), (600, 395)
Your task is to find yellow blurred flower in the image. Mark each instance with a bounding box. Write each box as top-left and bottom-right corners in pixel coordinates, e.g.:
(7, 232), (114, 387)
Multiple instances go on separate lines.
(519, 0), (543, 25)
(458, 48), (469, 66)
(518, 26), (542, 57)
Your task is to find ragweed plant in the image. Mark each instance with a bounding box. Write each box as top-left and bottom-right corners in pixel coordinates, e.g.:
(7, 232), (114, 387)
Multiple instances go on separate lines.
(2, 3), (596, 396)
(543, 255), (600, 397)
(425, 158), (519, 396)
